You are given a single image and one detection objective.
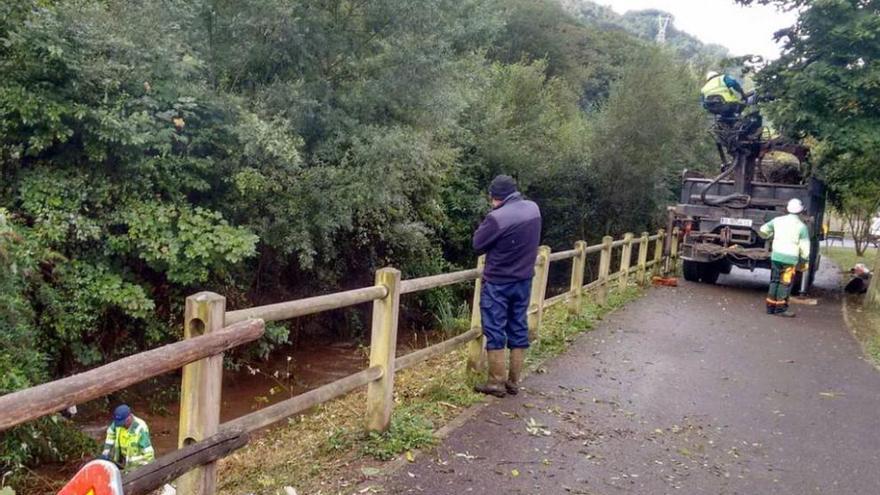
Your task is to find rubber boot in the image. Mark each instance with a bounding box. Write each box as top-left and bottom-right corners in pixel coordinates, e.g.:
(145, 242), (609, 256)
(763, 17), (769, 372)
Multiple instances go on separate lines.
(506, 348), (525, 395)
(474, 350), (507, 398)
(776, 307), (796, 318)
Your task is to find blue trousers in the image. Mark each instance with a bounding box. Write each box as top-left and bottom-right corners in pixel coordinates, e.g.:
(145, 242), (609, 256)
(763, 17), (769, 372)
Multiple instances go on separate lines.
(480, 279), (532, 351)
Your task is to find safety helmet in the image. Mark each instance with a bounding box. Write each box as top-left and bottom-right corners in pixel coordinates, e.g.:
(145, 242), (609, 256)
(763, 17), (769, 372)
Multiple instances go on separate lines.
(786, 198), (804, 214)
(705, 71), (720, 81)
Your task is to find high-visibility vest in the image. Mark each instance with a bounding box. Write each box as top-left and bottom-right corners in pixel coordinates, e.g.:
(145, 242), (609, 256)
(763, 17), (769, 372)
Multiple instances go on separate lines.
(759, 213), (811, 265)
(701, 75), (741, 103)
(101, 415), (155, 470)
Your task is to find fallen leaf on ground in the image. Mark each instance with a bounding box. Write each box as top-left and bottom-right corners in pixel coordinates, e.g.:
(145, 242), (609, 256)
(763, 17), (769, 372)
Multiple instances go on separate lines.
(360, 467), (381, 477)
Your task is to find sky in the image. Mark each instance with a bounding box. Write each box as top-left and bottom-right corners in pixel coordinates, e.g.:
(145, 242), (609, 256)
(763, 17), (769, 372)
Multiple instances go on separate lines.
(595, 0), (799, 60)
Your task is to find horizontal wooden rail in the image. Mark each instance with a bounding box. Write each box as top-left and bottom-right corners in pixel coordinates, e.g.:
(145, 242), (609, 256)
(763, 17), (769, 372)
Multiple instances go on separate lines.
(0, 319), (264, 432)
(544, 292), (568, 307)
(394, 329), (481, 371)
(649, 234), (661, 241)
(583, 278), (603, 292)
(220, 365), (383, 435)
(400, 269), (480, 295)
(584, 244), (604, 255)
(123, 429), (249, 495)
(226, 286), (387, 324)
(611, 239), (628, 248)
(548, 249), (578, 262)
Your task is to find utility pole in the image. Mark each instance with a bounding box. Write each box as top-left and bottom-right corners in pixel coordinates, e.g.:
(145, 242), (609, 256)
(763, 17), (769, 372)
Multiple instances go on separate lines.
(656, 15), (670, 44)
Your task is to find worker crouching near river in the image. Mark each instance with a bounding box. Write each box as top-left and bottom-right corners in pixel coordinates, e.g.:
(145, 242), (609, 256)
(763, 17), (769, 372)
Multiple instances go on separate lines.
(472, 175), (542, 397)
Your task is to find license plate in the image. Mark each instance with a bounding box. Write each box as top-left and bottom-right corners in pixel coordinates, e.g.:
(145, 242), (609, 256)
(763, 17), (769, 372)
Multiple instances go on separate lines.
(720, 217), (753, 227)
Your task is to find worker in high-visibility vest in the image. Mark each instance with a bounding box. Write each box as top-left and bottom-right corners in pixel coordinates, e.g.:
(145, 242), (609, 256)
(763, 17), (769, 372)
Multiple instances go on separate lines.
(701, 71), (748, 118)
(759, 198), (811, 317)
(98, 404), (155, 471)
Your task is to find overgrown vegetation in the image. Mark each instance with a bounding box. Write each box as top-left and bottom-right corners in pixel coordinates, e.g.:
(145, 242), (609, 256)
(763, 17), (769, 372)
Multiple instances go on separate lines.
(0, 0), (719, 477)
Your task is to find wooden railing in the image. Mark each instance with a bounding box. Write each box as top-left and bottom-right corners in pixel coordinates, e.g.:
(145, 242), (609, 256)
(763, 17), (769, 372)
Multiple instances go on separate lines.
(0, 229), (680, 494)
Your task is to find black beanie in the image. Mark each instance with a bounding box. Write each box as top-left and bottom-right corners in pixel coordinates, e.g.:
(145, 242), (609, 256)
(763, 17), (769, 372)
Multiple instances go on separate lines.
(489, 175), (517, 199)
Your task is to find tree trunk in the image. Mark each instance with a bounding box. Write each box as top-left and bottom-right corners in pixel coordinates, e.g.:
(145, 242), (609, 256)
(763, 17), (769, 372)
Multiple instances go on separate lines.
(867, 249), (880, 311)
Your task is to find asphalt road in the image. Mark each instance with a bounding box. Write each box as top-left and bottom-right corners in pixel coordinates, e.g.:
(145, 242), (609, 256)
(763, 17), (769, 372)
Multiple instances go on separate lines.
(378, 262), (880, 494)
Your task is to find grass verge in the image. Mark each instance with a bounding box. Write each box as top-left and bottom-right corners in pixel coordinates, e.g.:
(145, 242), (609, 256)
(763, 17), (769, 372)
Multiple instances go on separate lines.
(217, 284), (643, 494)
(821, 246), (880, 367)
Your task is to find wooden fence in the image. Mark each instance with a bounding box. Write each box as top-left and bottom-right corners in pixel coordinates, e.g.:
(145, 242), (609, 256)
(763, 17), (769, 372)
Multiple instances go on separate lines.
(0, 229), (680, 494)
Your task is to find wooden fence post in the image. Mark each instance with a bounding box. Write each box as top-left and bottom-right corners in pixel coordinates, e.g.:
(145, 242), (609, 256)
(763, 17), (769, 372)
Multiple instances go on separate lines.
(527, 245), (552, 342)
(653, 229), (665, 276)
(597, 235), (613, 306)
(466, 256), (487, 372)
(619, 233), (634, 290)
(366, 267), (401, 432)
(668, 227), (680, 275)
(637, 232), (649, 285)
(177, 292), (225, 495)
(568, 241), (587, 315)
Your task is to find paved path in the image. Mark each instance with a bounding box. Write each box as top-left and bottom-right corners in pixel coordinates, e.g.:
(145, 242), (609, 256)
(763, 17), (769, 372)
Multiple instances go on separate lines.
(379, 263), (880, 494)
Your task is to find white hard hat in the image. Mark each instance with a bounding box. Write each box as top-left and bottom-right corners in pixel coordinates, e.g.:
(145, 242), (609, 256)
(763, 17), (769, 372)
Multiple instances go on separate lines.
(705, 70), (720, 81)
(786, 198), (804, 214)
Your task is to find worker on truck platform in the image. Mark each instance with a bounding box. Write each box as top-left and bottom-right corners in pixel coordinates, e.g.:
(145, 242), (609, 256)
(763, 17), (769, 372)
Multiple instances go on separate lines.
(701, 71), (748, 119)
(98, 404), (155, 471)
(759, 198), (811, 317)
(472, 175), (542, 398)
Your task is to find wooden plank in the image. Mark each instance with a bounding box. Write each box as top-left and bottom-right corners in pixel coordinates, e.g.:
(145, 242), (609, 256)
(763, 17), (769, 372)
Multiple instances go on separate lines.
(544, 292), (568, 307)
(653, 229), (665, 276)
(619, 233), (634, 290)
(637, 232), (650, 285)
(466, 256), (487, 373)
(548, 249), (578, 262)
(225, 286), (388, 324)
(584, 243), (604, 255)
(122, 430), (248, 495)
(568, 241), (587, 314)
(220, 366), (382, 435)
(527, 246), (552, 342)
(597, 236), (614, 305)
(668, 227), (681, 275)
(395, 329), (481, 371)
(0, 319), (264, 432)
(177, 292), (225, 495)
(366, 268), (401, 432)
(400, 268), (480, 295)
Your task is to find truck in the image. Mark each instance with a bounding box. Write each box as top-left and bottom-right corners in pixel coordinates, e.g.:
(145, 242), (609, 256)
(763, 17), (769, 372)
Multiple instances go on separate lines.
(667, 111), (826, 292)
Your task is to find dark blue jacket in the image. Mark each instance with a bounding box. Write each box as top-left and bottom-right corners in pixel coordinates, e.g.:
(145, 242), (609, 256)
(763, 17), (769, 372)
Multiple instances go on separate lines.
(472, 193), (542, 284)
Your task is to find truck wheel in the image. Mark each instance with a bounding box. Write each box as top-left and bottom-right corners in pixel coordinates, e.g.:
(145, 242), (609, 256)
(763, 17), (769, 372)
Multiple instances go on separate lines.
(716, 259), (733, 274)
(683, 260), (701, 282)
(700, 264), (720, 284)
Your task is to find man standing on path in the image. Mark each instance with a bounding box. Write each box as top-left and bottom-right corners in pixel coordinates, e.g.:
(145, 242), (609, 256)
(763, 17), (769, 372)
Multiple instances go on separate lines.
(98, 404), (155, 472)
(472, 175), (542, 397)
(759, 198), (811, 317)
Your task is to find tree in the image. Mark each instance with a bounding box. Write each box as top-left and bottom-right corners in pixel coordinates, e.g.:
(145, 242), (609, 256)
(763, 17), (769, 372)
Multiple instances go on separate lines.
(736, 0), (880, 249)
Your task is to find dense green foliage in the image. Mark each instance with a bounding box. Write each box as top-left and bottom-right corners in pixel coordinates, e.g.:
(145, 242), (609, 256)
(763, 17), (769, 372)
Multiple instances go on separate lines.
(0, 0), (718, 476)
(737, 0), (880, 253)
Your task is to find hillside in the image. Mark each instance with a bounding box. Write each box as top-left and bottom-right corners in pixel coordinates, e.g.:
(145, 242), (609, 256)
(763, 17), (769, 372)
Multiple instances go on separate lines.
(560, 0), (729, 66)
